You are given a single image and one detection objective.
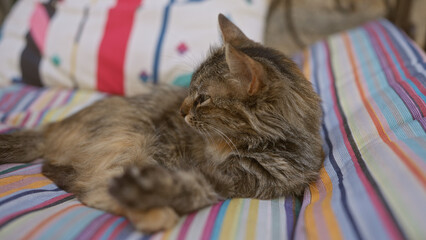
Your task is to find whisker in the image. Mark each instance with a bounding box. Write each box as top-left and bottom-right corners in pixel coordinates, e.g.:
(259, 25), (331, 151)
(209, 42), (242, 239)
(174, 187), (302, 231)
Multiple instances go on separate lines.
(204, 123), (242, 159)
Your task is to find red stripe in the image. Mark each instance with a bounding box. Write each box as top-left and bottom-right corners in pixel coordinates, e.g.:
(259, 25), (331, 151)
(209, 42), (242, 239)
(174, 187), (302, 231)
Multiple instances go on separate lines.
(22, 204), (81, 240)
(177, 213), (196, 240)
(201, 202), (223, 240)
(2, 88), (31, 112)
(107, 219), (129, 240)
(325, 41), (404, 240)
(361, 27), (426, 185)
(0, 193), (73, 226)
(376, 24), (426, 96)
(366, 24), (426, 115)
(96, 0), (142, 95)
(91, 216), (120, 239)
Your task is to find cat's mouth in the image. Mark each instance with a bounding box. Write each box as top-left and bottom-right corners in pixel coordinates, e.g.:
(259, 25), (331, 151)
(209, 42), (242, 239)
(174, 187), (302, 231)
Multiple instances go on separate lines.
(184, 115), (192, 125)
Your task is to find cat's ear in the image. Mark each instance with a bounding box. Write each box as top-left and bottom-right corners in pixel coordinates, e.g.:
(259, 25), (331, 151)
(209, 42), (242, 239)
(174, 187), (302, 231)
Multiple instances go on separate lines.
(225, 44), (264, 96)
(218, 14), (253, 48)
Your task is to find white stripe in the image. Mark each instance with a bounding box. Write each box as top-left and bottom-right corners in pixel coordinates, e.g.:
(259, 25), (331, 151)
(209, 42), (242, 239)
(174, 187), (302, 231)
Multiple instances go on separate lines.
(0, 0), (38, 86)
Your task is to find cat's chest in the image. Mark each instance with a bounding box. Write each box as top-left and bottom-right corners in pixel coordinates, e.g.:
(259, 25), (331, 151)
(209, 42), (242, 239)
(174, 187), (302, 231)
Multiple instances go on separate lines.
(205, 140), (233, 164)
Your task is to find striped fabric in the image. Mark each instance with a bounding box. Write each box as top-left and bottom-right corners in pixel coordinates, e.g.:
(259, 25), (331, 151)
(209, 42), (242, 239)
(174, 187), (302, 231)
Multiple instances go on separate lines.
(0, 0), (268, 95)
(0, 19), (425, 239)
(294, 20), (426, 240)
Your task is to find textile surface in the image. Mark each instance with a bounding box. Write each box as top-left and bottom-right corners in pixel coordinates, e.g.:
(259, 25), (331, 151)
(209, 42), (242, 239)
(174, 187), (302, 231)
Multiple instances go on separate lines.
(0, 19), (425, 239)
(0, 0), (268, 95)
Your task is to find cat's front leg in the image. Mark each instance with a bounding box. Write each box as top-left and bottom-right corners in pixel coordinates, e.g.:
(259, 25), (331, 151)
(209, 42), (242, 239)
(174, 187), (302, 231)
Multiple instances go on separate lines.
(108, 165), (219, 232)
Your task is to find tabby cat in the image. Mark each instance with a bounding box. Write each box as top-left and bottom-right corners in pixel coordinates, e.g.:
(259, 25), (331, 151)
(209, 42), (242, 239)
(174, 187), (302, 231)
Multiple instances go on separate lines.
(0, 14), (324, 233)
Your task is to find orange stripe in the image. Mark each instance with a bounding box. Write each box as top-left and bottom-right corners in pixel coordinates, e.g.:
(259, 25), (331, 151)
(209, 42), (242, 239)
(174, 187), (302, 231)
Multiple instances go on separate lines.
(305, 168), (343, 240)
(305, 184), (319, 239)
(161, 228), (173, 240)
(23, 203), (82, 240)
(0, 173), (45, 186)
(0, 179), (52, 198)
(319, 168), (343, 240)
(342, 33), (426, 188)
(303, 48), (321, 240)
(303, 49), (311, 81)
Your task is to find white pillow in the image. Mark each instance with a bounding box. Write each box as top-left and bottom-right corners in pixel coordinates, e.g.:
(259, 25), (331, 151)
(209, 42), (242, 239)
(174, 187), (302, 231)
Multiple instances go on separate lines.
(0, 0), (269, 95)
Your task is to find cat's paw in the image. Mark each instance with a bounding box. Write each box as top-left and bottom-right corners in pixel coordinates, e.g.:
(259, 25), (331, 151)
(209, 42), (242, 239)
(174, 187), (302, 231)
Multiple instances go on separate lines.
(126, 207), (179, 233)
(108, 165), (177, 210)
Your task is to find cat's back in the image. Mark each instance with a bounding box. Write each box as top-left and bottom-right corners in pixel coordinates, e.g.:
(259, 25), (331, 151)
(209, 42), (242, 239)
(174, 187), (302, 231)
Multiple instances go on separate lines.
(43, 85), (190, 166)
(50, 84), (187, 130)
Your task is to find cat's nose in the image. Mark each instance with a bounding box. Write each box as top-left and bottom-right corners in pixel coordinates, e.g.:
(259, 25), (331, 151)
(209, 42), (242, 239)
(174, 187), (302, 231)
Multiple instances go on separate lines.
(180, 98), (191, 117)
(180, 107), (187, 117)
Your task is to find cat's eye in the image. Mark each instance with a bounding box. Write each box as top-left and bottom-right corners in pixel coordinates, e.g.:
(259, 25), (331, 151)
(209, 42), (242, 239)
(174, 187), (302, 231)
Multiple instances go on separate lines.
(196, 94), (211, 107)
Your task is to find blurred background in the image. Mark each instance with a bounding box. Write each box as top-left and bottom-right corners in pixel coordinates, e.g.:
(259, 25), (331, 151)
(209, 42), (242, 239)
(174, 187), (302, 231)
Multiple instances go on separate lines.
(265, 0), (426, 54)
(3, 0), (425, 55)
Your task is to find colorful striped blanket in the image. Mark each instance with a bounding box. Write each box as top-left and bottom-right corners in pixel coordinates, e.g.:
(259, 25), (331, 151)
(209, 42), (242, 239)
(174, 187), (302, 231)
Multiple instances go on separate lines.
(1, 19), (425, 239)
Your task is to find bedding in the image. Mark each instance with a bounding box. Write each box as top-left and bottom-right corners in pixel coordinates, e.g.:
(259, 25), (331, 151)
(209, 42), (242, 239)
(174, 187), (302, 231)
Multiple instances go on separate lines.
(0, 0), (268, 95)
(0, 20), (425, 239)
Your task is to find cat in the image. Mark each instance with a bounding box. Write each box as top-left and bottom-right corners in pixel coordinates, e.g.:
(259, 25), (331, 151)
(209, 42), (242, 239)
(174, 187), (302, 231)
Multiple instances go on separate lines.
(0, 14), (324, 233)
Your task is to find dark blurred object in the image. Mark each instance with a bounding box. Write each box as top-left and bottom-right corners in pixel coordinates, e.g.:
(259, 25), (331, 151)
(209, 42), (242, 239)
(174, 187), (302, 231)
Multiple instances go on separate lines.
(388, 0), (426, 50)
(0, 0), (14, 25)
(266, 0), (426, 55)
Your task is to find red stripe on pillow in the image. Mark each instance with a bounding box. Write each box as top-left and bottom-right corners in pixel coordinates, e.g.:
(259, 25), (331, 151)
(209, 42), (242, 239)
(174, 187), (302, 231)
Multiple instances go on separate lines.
(97, 0), (142, 95)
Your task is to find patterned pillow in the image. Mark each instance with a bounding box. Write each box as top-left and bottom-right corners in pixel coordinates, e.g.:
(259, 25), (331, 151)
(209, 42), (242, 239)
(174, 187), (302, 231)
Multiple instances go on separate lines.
(0, 0), (268, 95)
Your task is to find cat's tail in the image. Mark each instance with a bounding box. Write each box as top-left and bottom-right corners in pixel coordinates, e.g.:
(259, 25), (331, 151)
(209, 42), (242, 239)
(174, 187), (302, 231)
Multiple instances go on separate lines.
(0, 130), (45, 164)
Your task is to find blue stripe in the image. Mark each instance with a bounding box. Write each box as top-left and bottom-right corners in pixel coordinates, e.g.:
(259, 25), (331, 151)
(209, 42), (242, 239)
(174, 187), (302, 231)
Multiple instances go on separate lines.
(364, 24), (426, 131)
(284, 198), (293, 240)
(0, 86), (46, 122)
(0, 89), (41, 122)
(380, 20), (426, 70)
(141, 235), (151, 240)
(115, 223), (134, 239)
(324, 38), (394, 238)
(311, 43), (364, 240)
(36, 207), (89, 240)
(152, 0), (175, 83)
(0, 188), (62, 206)
(352, 29), (426, 158)
(381, 21), (426, 86)
(0, 184), (66, 218)
(271, 199), (282, 240)
(210, 200), (230, 240)
(370, 23), (426, 103)
(100, 218), (126, 240)
(65, 211), (105, 240)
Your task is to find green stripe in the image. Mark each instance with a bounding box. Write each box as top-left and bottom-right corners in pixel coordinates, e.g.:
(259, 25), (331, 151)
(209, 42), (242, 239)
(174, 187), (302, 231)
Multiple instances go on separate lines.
(0, 164), (34, 175)
(271, 199), (282, 239)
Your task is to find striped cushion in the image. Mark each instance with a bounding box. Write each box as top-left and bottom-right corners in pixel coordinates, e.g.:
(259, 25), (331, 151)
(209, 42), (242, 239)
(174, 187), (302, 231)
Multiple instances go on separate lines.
(1, 19), (425, 239)
(0, 0), (268, 96)
(294, 20), (426, 239)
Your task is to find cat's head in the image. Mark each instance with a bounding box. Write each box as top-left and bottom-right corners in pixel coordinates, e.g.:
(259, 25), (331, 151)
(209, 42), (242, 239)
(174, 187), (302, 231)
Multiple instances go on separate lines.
(180, 14), (321, 148)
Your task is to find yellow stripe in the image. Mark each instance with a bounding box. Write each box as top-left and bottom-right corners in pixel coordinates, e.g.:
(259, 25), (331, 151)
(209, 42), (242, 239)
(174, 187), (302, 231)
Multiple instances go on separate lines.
(319, 168), (343, 240)
(161, 228), (173, 240)
(9, 114), (22, 126)
(305, 183), (320, 240)
(303, 49), (311, 82)
(219, 198), (243, 240)
(70, 43), (78, 87)
(31, 90), (56, 111)
(0, 173), (45, 186)
(244, 199), (259, 240)
(302, 47), (320, 239)
(0, 179), (52, 198)
(42, 91), (67, 123)
(51, 91), (84, 122)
